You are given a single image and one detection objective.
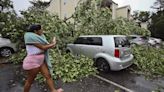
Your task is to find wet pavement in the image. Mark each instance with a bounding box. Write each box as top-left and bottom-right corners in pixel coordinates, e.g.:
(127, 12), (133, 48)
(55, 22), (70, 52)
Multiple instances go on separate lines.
(0, 61), (124, 92)
(0, 63), (45, 92)
(1, 57), (164, 92)
(99, 66), (164, 92)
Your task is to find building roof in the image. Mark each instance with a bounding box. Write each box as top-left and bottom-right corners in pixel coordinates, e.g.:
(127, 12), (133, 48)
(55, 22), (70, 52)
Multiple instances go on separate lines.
(112, 1), (118, 5)
(117, 5), (131, 10)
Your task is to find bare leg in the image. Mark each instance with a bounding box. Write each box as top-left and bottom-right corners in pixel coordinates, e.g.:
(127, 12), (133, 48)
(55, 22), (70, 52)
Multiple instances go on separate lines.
(40, 62), (63, 92)
(24, 68), (40, 92)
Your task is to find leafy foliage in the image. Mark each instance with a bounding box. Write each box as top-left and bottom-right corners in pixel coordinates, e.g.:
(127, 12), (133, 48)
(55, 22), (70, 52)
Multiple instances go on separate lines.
(9, 49), (26, 64)
(8, 8), (96, 83)
(20, 9), (73, 50)
(3, 0), (163, 83)
(0, 0), (13, 11)
(35, 53), (97, 83)
(149, 10), (164, 40)
(149, 0), (164, 40)
(29, 0), (51, 9)
(73, 0), (150, 37)
(151, 0), (164, 11)
(50, 52), (97, 82)
(132, 45), (164, 77)
(132, 11), (151, 22)
(0, 0), (15, 38)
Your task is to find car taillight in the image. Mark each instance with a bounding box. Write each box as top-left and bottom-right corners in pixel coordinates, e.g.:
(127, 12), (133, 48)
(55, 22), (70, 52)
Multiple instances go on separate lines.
(114, 49), (120, 58)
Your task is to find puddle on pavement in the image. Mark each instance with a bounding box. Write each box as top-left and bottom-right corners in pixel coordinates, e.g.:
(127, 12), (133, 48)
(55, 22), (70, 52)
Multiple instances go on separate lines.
(99, 68), (164, 92)
(133, 75), (164, 91)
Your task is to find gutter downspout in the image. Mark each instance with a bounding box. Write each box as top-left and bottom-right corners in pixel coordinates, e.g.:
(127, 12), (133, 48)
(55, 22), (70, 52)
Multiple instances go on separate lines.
(60, 0), (62, 19)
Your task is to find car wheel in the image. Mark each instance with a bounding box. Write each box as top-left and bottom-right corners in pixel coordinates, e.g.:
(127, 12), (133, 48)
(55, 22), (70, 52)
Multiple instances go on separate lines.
(66, 50), (70, 53)
(96, 58), (110, 73)
(147, 43), (151, 46)
(0, 48), (13, 57)
(155, 44), (161, 48)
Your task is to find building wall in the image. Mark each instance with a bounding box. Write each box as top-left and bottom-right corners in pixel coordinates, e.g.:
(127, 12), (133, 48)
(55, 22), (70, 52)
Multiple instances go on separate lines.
(111, 2), (118, 19)
(140, 22), (148, 29)
(116, 6), (130, 19)
(61, 0), (80, 19)
(47, 0), (80, 19)
(46, 0), (61, 17)
(47, 0), (130, 20)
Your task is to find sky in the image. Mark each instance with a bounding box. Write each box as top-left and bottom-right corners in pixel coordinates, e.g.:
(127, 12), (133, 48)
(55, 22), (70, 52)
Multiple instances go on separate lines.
(12, 0), (31, 14)
(12, 0), (156, 15)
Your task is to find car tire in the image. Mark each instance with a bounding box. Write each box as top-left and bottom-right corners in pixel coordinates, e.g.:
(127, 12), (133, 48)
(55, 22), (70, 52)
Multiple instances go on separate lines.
(155, 44), (161, 48)
(96, 58), (110, 73)
(0, 47), (14, 57)
(66, 50), (70, 53)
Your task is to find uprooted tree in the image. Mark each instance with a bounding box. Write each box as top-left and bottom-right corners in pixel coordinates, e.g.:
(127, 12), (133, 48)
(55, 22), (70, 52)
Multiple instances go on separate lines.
(2, 0), (164, 82)
(72, 0), (150, 37)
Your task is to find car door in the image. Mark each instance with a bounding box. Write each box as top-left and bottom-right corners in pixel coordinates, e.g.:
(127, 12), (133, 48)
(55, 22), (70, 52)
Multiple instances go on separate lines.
(80, 37), (103, 58)
(73, 37), (87, 56)
(0, 37), (11, 46)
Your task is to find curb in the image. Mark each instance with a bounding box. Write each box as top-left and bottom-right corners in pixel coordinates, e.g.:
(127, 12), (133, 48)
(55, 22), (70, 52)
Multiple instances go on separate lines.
(94, 75), (134, 92)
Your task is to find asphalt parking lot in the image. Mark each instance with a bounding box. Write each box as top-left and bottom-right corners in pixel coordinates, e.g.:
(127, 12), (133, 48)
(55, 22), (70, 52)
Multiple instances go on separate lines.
(0, 63), (125, 92)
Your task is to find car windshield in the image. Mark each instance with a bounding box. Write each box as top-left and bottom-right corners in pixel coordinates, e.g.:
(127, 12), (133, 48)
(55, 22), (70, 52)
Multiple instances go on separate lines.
(114, 37), (130, 47)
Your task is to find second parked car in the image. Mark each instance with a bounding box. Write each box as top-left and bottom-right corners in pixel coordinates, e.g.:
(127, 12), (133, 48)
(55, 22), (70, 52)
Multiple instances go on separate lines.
(128, 35), (148, 45)
(0, 37), (17, 57)
(66, 35), (134, 72)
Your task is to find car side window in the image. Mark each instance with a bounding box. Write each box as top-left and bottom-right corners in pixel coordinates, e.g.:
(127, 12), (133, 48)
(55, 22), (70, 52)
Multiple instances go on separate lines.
(128, 36), (136, 40)
(141, 36), (148, 40)
(74, 37), (102, 46)
(131, 37), (137, 39)
(74, 37), (89, 45)
(87, 37), (102, 46)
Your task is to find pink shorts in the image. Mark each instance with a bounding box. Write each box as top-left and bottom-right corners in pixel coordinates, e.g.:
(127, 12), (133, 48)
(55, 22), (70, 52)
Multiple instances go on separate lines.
(23, 54), (45, 70)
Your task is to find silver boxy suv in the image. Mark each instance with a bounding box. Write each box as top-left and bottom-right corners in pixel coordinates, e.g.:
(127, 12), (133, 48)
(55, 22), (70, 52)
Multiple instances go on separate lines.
(66, 35), (134, 72)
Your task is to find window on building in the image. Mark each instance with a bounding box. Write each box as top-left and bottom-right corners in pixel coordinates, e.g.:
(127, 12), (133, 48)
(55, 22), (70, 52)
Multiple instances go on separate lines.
(64, 0), (67, 5)
(64, 13), (67, 19)
(127, 9), (130, 19)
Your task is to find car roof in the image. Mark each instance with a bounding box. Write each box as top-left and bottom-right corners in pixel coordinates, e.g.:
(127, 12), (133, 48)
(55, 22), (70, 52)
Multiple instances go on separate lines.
(129, 35), (142, 37)
(79, 35), (126, 37)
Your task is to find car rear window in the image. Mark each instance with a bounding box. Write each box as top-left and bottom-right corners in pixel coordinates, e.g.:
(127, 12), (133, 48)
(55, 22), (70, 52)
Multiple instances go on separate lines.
(114, 37), (130, 47)
(141, 36), (148, 40)
(128, 36), (137, 40)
